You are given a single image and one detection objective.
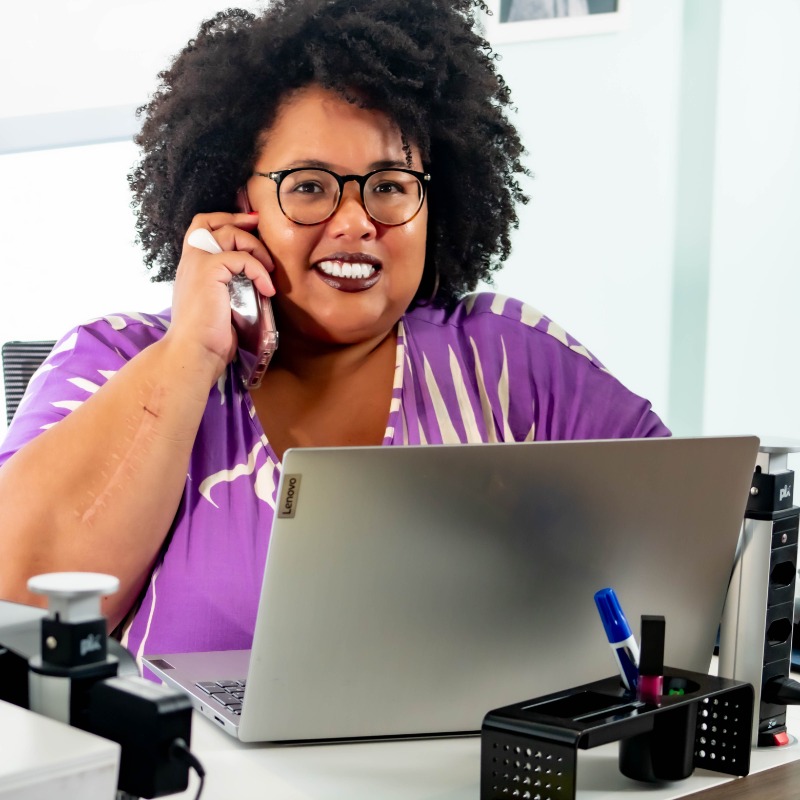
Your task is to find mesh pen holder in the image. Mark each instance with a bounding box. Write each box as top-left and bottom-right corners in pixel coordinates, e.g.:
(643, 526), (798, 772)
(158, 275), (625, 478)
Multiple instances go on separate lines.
(480, 667), (753, 800)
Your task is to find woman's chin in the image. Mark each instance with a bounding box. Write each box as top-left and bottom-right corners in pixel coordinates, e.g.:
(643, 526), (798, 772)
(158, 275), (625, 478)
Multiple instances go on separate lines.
(275, 297), (411, 349)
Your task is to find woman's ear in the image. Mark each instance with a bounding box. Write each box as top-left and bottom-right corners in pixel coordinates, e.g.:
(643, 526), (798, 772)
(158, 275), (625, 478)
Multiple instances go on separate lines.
(236, 187), (253, 213)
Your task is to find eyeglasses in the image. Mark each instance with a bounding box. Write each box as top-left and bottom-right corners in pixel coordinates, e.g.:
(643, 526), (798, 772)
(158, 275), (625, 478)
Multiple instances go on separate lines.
(253, 167), (431, 226)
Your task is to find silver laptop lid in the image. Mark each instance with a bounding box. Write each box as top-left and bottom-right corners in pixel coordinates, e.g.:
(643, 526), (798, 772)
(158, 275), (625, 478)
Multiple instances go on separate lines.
(237, 435), (758, 741)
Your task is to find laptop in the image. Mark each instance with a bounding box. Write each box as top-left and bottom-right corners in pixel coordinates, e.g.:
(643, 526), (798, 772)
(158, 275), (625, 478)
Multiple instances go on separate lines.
(144, 435), (759, 742)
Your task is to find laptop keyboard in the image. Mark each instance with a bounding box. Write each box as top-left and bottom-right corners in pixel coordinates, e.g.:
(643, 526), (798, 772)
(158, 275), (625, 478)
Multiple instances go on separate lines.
(196, 679), (246, 715)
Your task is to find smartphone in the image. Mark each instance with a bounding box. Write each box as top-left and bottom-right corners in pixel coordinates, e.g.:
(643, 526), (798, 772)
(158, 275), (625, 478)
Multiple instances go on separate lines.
(231, 188), (278, 389)
(228, 273), (278, 390)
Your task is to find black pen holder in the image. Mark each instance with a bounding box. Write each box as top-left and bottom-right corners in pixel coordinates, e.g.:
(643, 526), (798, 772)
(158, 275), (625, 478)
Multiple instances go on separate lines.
(480, 668), (753, 800)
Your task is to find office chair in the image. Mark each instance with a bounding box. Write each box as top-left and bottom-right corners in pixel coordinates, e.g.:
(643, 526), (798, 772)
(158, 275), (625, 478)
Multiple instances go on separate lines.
(2, 340), (57, 425)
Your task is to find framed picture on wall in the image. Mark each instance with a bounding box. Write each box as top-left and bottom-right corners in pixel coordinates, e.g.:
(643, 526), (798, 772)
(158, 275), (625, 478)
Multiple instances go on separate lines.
(486, 0), (631, 44)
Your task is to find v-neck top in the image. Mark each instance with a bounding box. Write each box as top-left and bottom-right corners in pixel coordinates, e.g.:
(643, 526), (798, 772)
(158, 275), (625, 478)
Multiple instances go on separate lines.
(0, 292), (668, 668)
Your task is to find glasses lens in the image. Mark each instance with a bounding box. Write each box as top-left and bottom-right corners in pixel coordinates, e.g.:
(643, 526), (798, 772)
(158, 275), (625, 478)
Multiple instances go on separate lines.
(277, 169), (339, 224)
(364, 170), (424, 225)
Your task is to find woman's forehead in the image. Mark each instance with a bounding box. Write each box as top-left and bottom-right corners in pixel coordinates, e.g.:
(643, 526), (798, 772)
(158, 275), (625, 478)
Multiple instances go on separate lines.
(256, 84), (421, 168)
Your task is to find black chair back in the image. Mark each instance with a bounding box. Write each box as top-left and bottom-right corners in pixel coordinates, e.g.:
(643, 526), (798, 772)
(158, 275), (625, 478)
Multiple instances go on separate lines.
(2, 340), (57, 425)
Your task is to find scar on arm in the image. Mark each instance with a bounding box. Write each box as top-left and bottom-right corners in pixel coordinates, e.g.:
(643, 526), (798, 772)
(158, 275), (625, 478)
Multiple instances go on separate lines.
(78, 385), (165, 527)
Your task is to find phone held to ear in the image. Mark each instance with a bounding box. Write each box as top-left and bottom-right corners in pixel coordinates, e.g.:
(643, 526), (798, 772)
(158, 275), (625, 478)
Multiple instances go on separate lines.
(185, 225), (278, 391)
(228, 271), (279, 390)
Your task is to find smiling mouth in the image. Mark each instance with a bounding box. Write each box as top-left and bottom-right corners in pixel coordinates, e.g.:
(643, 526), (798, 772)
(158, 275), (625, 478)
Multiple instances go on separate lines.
(313, 257), (382, 292)
(317, 260), (378, 280)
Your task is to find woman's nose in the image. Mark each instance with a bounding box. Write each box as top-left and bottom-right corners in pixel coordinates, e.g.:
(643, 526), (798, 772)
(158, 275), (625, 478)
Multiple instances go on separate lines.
(327, 185), (377, 238)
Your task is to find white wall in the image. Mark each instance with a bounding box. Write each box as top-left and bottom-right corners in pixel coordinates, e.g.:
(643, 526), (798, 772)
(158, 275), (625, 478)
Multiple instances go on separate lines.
(1, 0), (247, 118)
(488, 0), (682, 420)
(486, 0), (800, 471)
(0, 142), (173, 424)
(704, 0), (800, 447)
(1, 0), (799, 469)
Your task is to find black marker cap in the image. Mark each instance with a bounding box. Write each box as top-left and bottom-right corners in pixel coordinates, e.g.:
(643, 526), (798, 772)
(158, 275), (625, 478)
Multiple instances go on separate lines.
(639, 615), (665, 675)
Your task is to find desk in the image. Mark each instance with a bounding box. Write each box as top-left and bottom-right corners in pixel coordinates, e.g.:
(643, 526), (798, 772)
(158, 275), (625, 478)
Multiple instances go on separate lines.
(0, 698), (119, 800)
(171, 705), (800, 800)
(685, 760), (800, 799)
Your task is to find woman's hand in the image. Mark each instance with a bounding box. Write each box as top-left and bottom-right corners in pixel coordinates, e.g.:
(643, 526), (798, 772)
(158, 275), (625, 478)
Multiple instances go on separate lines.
(166, 212), (276, 387)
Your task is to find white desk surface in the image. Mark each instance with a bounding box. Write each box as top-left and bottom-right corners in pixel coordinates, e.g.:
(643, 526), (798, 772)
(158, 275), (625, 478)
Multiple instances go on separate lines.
(171, 704), (800, 800)
(0, 698), (119, 800)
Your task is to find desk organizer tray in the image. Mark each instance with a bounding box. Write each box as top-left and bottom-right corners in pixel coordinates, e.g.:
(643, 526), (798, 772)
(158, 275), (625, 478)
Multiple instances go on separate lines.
(480, 667), (753, 800)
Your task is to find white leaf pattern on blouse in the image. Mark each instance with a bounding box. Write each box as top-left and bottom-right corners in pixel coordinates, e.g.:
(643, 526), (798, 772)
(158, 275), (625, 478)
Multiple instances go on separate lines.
(39, 364), (113, 423)
(490, 294), (508, 315)
(570, 344), (592, 360)
(520, 303), (544, 329)
(546, 319), (569, 346)
(524, 414), (536, 442)
(498, 338), (514, 441)
(133, 564), (162, 666)
(99, 315), (133, 331)
(96, 312), (157, 331)
(422, 354), (461, 443)
(254, 458), (279, 508)
(51, 332), (78, 356)
(198, 441), (264, 508)
(126, 312), (158, 327)
(469, 337), (499, 443)
(448, 345), (482, 442)
(67, 377), (102, 394)
(51, 400), (84, 412)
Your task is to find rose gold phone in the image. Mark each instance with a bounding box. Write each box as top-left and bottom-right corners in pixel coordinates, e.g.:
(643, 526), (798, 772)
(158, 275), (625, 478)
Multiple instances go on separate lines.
(232, 189), (278, 389)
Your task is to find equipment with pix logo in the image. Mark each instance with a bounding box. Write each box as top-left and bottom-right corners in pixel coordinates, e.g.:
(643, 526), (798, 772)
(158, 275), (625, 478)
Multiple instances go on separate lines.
(0, 573), (201, 799)
(719, 440), (800, 747)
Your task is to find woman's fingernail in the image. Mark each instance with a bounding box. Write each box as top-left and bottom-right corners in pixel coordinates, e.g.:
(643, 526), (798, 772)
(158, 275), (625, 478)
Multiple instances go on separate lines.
(248, 211), (259, 216)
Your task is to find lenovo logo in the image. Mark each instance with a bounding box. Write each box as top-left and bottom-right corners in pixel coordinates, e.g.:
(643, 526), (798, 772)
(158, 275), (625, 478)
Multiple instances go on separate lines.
(278, 474), (302, 518)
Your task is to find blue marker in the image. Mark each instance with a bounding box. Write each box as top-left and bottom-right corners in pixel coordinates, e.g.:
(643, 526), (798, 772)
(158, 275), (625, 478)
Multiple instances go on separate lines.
(594, 587), (640, 691)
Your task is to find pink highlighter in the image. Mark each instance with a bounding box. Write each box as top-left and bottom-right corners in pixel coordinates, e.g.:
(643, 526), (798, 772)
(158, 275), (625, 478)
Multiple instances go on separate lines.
(637, 615), (666, 706)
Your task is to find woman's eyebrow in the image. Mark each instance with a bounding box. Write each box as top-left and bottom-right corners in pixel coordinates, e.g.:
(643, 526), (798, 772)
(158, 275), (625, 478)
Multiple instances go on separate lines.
(278, 158), (410, 172)
(368, 159), (409, 170)
(282, 159), (332, 170)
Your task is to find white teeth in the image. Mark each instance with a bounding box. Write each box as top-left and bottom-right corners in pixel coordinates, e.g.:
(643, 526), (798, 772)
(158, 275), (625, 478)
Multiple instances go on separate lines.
(317, 260), (377, 279)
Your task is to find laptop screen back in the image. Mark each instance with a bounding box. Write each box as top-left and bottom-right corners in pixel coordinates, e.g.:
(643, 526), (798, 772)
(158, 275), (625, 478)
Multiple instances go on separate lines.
(236, 435), (758, 741)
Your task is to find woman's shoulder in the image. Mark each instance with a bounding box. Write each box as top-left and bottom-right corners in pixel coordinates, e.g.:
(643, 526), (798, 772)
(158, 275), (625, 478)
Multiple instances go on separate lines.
(0, 309), (173, 466)
(71, 308), (172, 350)
(22, 308), (171, 377)
(403, 291), (607, 371)
(401, 292), (669, 440)
(36, 309), (172, 371)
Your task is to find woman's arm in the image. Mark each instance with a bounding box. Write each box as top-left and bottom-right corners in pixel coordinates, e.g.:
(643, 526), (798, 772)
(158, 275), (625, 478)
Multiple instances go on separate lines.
(0, 213), (274, 628)
(0, 335), (220, 627)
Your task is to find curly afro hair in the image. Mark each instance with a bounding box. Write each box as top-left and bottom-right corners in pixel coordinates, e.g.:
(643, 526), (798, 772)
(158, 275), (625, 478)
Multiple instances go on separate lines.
(129, 0), (528, 308)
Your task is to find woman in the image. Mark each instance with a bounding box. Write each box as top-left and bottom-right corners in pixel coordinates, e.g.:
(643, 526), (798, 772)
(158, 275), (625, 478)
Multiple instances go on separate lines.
(0, 0), (668, 664)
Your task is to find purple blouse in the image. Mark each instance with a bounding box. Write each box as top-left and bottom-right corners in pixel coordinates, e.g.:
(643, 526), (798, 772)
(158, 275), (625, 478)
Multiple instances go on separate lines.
(0, 293), (668, 669)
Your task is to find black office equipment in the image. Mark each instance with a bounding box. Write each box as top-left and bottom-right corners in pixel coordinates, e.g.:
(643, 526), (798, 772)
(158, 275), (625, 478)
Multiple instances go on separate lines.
(480, 669), (753, 800)
(0, 574), (198, 799)
(719, 441), (800, 746)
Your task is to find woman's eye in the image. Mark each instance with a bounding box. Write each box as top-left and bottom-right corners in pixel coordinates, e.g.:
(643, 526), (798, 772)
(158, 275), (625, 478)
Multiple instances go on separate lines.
(293, 181), (325, 194)
(373, 181), (404, 194)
